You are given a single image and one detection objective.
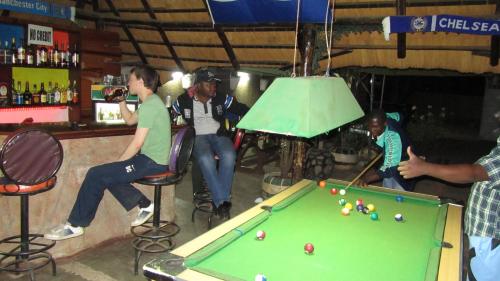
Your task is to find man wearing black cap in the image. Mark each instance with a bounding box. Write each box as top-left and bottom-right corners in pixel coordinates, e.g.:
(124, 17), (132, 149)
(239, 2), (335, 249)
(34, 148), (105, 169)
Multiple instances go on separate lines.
(172, 69), (248, 217)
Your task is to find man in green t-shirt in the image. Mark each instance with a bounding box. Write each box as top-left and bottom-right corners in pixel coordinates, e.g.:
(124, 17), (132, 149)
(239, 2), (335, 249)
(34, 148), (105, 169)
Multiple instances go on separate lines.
(45, 65), (171, 240)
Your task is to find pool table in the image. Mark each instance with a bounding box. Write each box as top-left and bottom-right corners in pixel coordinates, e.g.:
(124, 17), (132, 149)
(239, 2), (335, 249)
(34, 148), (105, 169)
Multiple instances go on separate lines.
(143, 179), (463, 281)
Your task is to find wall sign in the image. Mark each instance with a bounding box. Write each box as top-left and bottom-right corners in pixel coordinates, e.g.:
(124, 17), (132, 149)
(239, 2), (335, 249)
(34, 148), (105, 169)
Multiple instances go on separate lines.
(27, 24), (53, 46)
(0, 0), (74, 21)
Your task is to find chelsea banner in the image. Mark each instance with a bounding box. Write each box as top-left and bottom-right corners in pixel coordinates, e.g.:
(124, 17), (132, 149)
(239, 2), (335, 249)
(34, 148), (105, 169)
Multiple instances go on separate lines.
(382, 14), (500, 40)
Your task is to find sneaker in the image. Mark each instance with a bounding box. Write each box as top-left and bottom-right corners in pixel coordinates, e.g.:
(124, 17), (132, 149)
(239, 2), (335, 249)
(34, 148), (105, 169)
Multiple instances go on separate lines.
(44, 223), (84, 241)
(131, 203), (154, 227)
(219, 201), (232, 219)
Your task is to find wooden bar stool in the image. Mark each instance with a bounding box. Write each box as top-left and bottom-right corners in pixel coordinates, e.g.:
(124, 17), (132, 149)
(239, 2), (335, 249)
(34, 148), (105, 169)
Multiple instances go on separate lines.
(131, 126), (194, 275)
(0, 129), (63, 281)
(191, 129), (245, 229)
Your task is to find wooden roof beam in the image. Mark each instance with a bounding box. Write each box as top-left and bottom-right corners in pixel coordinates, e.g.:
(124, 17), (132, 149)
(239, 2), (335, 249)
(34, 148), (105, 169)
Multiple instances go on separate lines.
(98, 8), (207, 14)
(119, 39), (295, 49)
(396, 0), (406, 59)
(140, 0), (185, 71)
(103, 0), (148, 65)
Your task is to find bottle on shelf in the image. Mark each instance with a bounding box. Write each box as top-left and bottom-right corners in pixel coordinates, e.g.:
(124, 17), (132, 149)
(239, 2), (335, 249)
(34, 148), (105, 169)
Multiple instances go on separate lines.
(23, 81), (32, 105)
(17, 39), (25, 65)
(65, 80), (72, 104)
(53, 42), (59, 67)
(72, 80), (78, 104)
(47, 81), (54, 104)
(40, 82), (47, 105)
(0, 38), (4, 65)
(32, 83), (40, 104)
(65, 44), (71, 68)
(16, 80), (23, 105)
(71, 43), (79, 68)
(60, 43), (65, 68)
(3, 41), (8, 64)
(10, 37), (17, 65)
(40, 45), (48, 66)
(0, 80), (8, 107)
(26, 43), (34, 66)
(60, 83), (67, 104)
(53, 82), (61, 104)
(11, 79), (17, 106)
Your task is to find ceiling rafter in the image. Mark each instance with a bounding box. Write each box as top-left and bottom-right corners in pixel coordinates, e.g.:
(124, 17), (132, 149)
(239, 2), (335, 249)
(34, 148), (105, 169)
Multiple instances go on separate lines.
(98, 8), (207, 14)
(103, 0), (148, 65)
(119, 39), (295, 49)
(140, 0), (185, 71)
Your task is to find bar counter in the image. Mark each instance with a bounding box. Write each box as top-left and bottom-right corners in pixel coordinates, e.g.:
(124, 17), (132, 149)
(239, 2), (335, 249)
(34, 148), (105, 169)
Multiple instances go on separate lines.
(0, 123), (184, 259)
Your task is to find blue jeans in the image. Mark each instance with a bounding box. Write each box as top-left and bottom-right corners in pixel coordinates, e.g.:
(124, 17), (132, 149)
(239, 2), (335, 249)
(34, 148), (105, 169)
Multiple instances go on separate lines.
(383, 177), (404, 191)
(193, 134), (236, 206)
(468, 236), (500, 281)
(68, 154), (167, 227)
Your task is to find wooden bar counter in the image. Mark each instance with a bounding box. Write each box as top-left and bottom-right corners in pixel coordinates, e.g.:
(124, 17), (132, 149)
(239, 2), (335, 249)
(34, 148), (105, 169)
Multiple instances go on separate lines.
(0, 123), (184, 259)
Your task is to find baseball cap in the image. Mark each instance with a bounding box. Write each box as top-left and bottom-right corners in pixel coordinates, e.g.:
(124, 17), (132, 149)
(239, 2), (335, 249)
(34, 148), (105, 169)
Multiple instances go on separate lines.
(194, 69), (221, 84)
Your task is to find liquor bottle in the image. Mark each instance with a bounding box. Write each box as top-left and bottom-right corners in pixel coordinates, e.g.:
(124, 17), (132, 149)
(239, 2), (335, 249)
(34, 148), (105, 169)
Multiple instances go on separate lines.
(32, 83), (40, 104)
(72, 80), (78, 104)
(17, 39), (25, 65)
(3, 41), (8, 64)
(10, 38), (17, 65)
(0, 38), (4, 65)
(71, 43), (79, 68)
(23, 81), (32, 105)
(40, 82), (47, 105)
(11, 79), (17, 106)
(53, 42), (59, 67)
(47, 81), (54, 104)
(60, 83), (67, 104)
(16, 81), (23, 105)
(0, 81), (8, 107)
(53, 82), (61, 104)
(65, 44), (71, 68)
(26, 43), (34, 65)
(65, 80), (72, 104)
(40, 45), (48, 66)
(60, 43), (65, 67)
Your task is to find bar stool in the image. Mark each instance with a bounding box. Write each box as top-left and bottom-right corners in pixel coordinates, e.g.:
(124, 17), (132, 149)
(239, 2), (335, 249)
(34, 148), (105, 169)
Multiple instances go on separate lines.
(191, 129), (245, 229)
(131, 126), (195, 275)
(0, 128), (63, 281)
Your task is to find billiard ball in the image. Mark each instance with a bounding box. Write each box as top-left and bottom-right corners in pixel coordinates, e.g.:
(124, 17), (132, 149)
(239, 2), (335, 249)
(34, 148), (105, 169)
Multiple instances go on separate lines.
(362, 207), (370, 214)
(395, 213), (404, 222)
(370, 212), (379, 221)
(256, 230), (266, 240)
(304, 243), (314, 254)
(255, 273), (267, 281)
(338, 198), (347, 206)
(396, 195), (404, 202)
(345, 203), (353, 210)
(356, 204), (364, 212)
(356, 199), (363, 206)
(330, 188), (338, 195)
(318, 180), (327, 188)
(341, 207), (350, 216)
(339, 189), (346, 196)
(367, 203), (375, 212)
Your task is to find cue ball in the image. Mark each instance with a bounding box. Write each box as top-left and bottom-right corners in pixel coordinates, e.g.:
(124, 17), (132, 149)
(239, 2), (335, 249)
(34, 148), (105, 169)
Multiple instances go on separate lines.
(395, 213), (404, 222)
(339, 189), (346, 196)
(345, 203), (353, 210)
(370, 212), (379, 221)
(256, 230), (266, 240)
(318, 180), (327, 188)
(304, 243), (314, 254)
(367, 204), (376, 212)
(341, 207), (350, 216)
(330, 188), (338, 195)
(396, 195), (404, 202)
(356, 199), (363, 206)
(338, 198), (347, 206)
(255, 273), (267, 281)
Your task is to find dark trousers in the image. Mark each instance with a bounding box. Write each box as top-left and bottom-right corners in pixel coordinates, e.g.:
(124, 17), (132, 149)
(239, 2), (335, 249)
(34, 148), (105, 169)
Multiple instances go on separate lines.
(68, 154), (167, 227)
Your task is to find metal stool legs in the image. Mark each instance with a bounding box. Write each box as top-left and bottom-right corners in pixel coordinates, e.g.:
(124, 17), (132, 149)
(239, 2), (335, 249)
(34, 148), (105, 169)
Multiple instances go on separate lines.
(0, 194), (56, 281)
(131, 185), (180, 275)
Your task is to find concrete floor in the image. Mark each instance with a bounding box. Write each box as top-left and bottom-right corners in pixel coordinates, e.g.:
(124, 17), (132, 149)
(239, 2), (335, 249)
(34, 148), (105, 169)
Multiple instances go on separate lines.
(1, 140), (487, 281)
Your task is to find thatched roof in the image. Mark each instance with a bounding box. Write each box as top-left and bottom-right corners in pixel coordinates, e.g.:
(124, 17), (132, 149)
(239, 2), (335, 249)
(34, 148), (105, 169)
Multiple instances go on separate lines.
(5, 0), (500, 80)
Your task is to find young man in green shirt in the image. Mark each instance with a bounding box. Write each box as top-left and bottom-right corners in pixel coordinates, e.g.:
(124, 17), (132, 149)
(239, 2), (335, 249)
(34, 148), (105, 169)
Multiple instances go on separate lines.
(45, 65), (171, 240)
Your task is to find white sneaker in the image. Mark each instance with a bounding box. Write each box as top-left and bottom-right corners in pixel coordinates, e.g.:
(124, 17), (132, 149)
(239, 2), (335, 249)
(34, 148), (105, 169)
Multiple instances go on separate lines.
(44, 223), (84, 241)
(131, 203), (154, 227)
(254, 197), (264, 204)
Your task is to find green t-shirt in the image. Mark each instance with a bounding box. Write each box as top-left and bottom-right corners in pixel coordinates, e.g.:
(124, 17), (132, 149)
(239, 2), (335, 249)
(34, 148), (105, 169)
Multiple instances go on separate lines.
(137, 94), (171, 165)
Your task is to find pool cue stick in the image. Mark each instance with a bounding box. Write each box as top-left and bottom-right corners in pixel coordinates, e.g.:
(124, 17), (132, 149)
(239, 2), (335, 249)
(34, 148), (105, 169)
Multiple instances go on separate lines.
(345, 152), (383, 189)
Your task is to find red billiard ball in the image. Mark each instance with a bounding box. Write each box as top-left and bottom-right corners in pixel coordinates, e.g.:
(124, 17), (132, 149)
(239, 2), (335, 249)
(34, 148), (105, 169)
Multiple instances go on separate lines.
(256, 230), (266, 240)
(330, 188), (338, 195)
(356, 199), (363, 206)
(304, 243), (314, 254)
(318, 180), (327, 188)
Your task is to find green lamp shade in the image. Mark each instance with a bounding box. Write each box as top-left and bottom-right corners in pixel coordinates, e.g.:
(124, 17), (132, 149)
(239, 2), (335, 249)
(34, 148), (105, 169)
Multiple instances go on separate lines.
(236, 77), (365, 138)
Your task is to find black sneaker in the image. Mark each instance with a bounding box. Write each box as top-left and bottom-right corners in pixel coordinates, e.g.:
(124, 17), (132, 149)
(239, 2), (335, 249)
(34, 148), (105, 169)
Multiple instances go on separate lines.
(220, 201), (232, 219)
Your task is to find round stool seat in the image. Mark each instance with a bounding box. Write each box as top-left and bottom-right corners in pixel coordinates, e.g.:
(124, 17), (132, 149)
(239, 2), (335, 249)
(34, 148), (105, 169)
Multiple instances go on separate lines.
(0, 177), (56, 195)
(136, 171), (182, 186)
